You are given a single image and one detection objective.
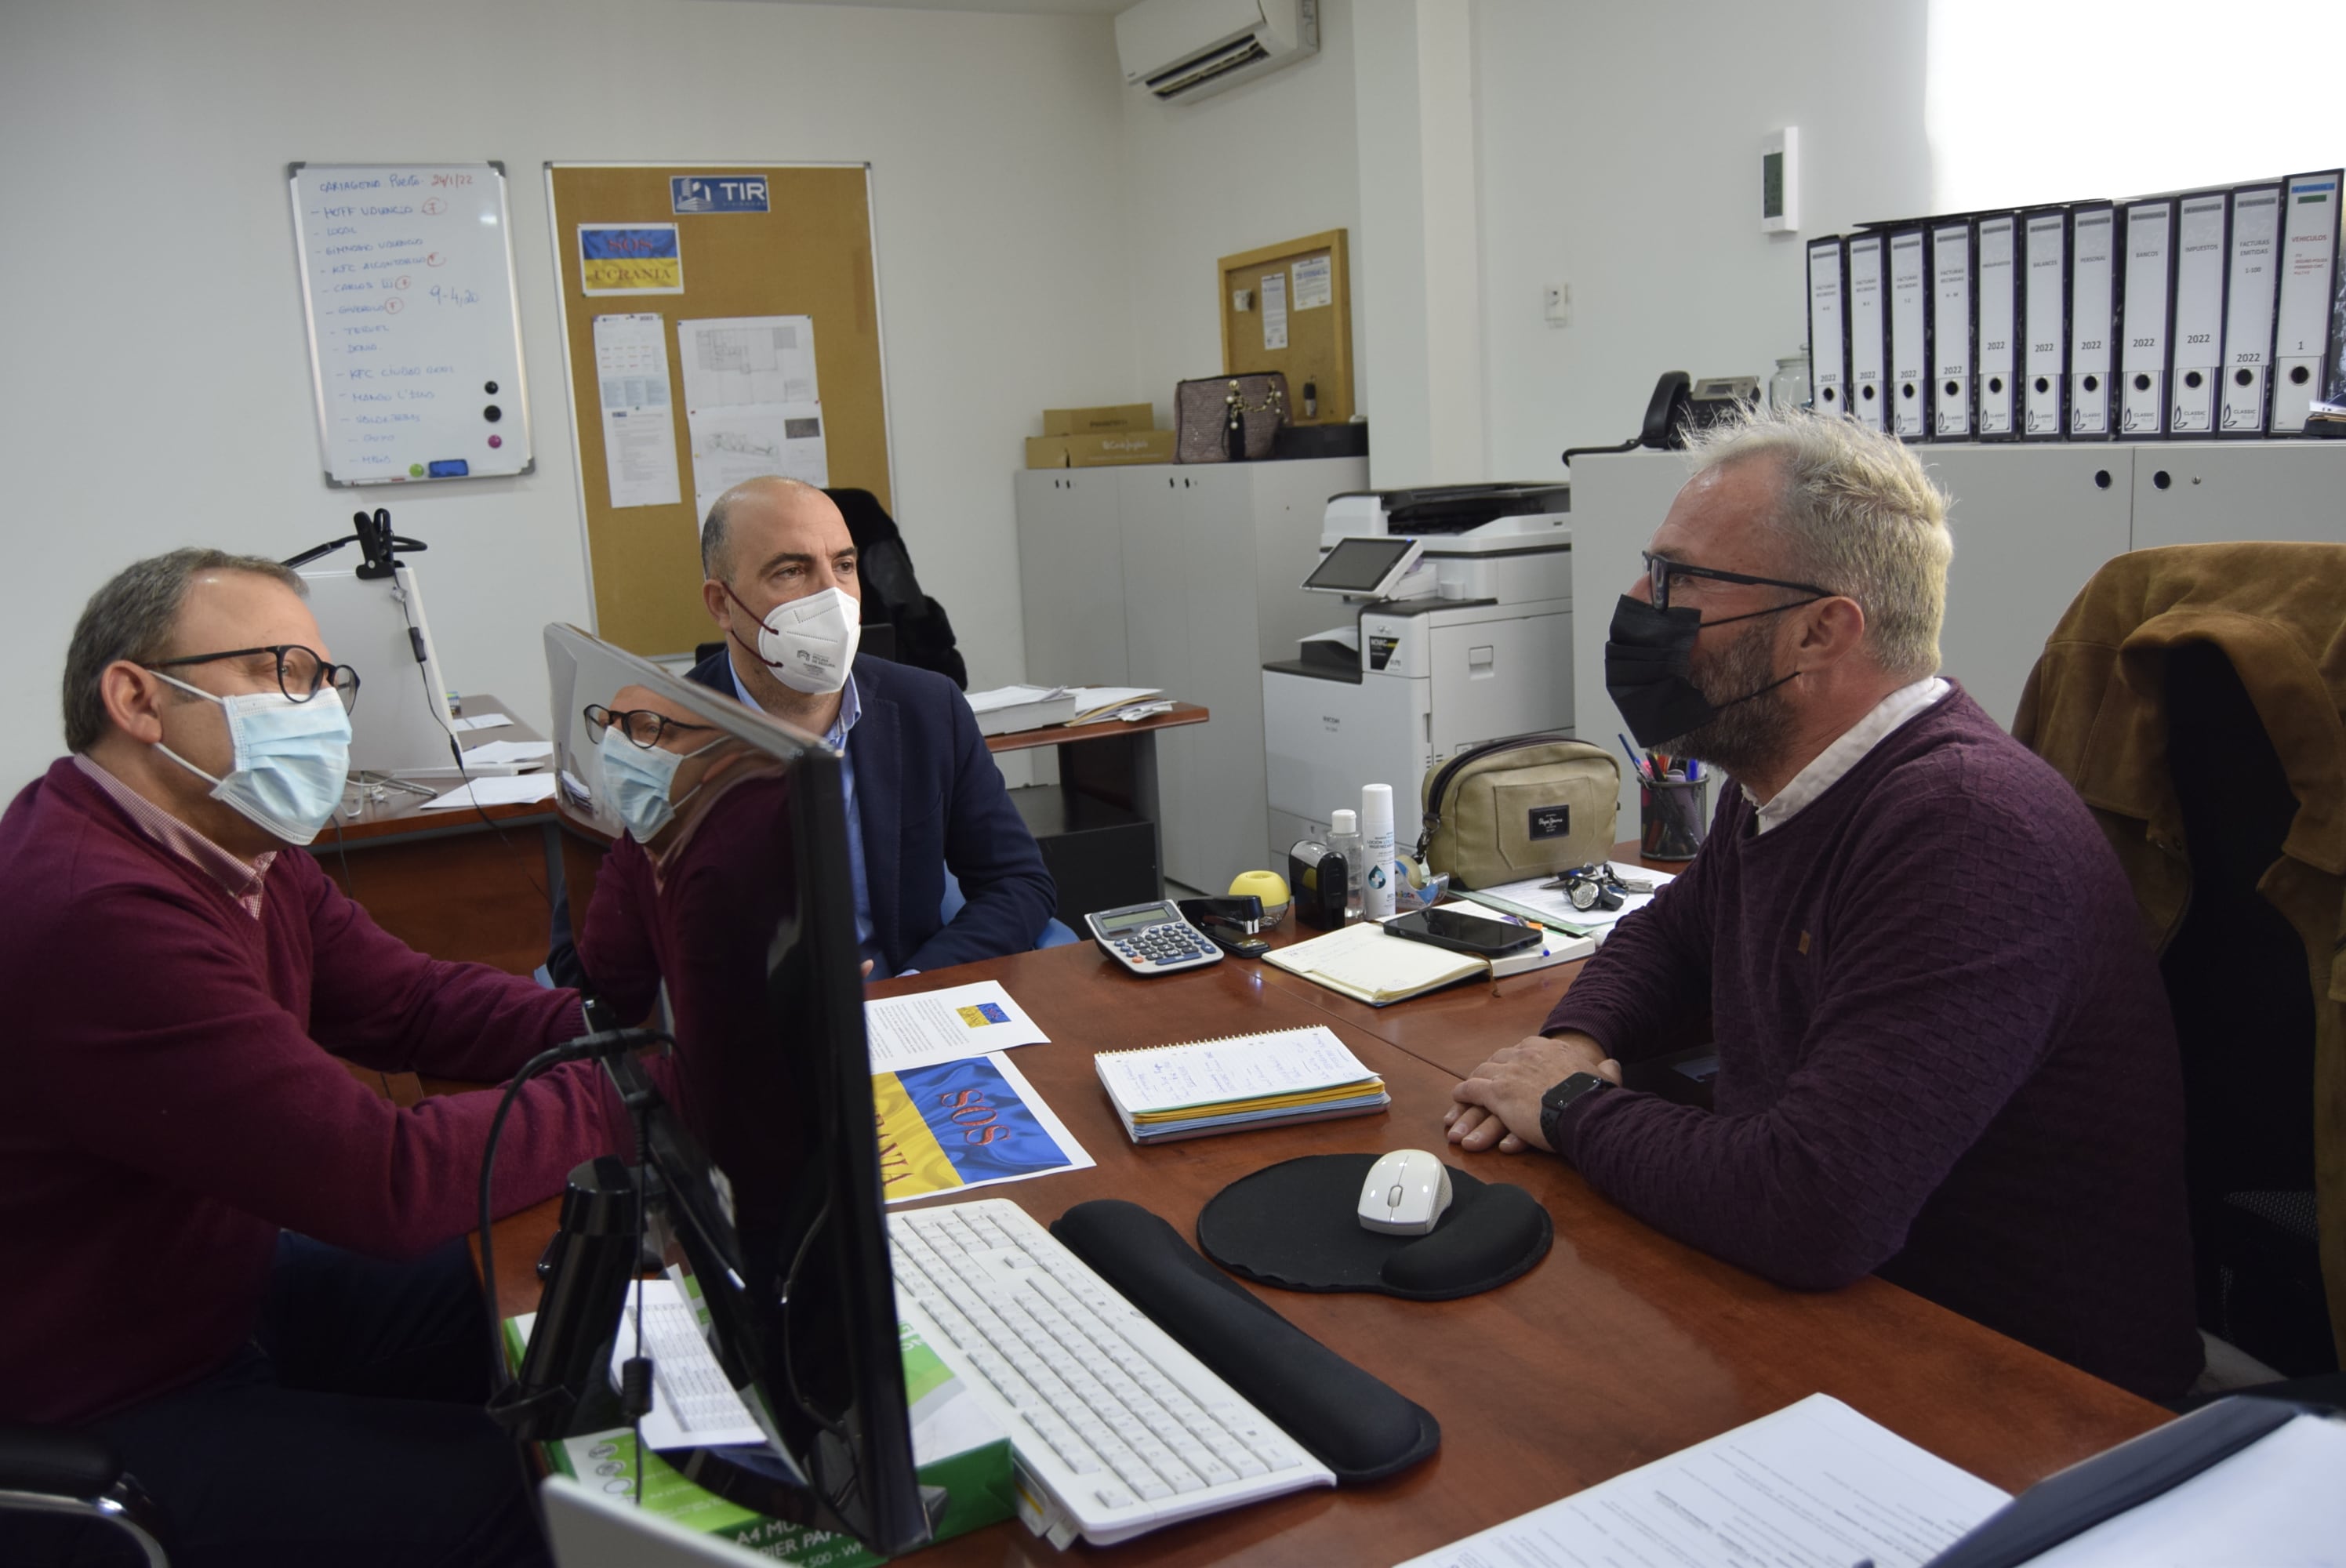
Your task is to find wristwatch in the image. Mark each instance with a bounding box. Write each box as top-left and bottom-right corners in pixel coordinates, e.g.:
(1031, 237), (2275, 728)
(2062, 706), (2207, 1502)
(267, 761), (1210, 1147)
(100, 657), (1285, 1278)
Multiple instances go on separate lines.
(1538, 1071), (1614, 1153)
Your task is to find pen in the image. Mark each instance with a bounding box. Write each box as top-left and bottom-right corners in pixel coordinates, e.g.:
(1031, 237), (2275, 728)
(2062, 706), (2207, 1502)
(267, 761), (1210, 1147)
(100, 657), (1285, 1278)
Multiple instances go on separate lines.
(1617, 733), (1650, 780)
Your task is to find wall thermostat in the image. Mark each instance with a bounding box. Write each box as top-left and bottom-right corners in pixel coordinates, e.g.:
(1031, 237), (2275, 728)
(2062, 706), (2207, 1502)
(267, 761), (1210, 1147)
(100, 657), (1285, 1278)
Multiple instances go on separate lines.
(1762, 128), (1799, 234)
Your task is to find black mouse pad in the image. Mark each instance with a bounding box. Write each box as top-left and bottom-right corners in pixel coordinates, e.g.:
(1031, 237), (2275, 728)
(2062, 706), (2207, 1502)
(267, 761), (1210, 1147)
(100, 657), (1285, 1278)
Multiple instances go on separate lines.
(1197, 1153), (1550, 1301)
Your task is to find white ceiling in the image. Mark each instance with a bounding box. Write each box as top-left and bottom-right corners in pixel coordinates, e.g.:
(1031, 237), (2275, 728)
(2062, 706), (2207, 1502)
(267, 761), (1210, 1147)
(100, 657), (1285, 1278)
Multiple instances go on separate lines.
(714, 0), (1131, 15)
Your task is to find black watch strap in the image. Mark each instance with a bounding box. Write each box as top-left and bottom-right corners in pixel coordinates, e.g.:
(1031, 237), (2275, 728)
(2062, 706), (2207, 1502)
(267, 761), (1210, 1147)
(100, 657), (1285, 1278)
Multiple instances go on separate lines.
(1538, 1071), (1613, 1153)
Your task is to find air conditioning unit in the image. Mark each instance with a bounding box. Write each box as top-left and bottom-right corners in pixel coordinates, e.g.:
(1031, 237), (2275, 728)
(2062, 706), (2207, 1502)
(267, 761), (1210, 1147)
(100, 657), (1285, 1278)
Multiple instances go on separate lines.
(1114, 0), (1318, 103)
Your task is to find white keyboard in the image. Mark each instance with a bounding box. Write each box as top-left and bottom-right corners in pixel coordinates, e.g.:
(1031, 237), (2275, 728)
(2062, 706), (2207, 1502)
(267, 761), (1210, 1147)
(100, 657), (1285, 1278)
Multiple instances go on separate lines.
(888, 1199), (1335, 1547)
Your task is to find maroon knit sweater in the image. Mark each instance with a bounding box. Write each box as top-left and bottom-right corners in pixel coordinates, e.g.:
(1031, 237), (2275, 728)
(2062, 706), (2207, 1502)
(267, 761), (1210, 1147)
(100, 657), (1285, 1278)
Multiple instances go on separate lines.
(0, 760), (623, 1425)
(1545, 687), (2203, 1401)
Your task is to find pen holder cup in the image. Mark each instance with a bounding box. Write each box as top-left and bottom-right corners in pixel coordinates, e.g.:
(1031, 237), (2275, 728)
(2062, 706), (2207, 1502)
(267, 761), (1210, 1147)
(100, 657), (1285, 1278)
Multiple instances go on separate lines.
(1640, 778), (1708, 862)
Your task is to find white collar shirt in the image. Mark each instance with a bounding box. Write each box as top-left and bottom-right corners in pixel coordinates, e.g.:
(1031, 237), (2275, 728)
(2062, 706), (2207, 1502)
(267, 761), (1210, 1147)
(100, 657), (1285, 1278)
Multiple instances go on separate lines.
(1741, 675), (1951, 834)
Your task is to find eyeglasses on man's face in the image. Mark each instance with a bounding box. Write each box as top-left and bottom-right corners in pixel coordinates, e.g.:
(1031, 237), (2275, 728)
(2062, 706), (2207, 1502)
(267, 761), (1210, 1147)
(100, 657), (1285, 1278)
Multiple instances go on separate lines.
(147, 644), (361, 713)
(583, 704), (720, 750)
(1641, 551), (1834, 614)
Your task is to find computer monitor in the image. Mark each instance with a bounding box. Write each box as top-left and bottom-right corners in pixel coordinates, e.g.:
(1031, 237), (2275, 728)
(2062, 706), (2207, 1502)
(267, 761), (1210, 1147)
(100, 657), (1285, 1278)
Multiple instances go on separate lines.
(538, 623), (928, 1559)
(301, 564), (461, 775)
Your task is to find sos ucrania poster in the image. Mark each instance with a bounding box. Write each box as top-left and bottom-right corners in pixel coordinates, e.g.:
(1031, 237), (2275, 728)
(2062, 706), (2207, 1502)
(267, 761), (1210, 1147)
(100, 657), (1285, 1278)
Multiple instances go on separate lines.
(873, 1051), (1093, 1203)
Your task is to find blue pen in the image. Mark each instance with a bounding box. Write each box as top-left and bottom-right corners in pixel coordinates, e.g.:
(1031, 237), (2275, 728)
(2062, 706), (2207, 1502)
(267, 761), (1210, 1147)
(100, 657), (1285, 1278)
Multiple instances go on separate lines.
(1686, 759), (1701, 782)
(1617, 733), (1650, 780)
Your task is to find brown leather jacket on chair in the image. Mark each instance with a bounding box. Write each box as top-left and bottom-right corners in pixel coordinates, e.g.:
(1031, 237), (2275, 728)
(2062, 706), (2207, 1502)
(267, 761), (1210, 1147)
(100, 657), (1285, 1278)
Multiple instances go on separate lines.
(2012, 541), (2346, 1366)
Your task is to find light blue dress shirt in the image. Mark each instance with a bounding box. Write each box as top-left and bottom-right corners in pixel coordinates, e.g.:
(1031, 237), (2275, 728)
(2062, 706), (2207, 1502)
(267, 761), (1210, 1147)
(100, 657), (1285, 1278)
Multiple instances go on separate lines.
(729, 660), (881, 971)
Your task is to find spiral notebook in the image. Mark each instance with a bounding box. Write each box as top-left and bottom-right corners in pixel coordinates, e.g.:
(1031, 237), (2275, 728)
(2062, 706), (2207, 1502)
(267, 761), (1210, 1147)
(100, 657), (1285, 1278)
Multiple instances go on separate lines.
(1092, 1025), (1389, 1144)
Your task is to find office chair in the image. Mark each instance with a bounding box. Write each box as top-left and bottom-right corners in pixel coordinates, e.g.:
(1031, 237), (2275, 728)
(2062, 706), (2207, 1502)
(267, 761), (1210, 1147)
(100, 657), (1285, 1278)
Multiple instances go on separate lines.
(2160, 642), (2334, 1377)
(0, 1425), (172, 1566)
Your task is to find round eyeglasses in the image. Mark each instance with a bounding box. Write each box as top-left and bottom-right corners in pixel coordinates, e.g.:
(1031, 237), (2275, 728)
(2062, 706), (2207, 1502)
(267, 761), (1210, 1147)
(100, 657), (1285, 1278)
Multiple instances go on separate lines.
(147, 644), (361, 713)
(583, 704), (720, 750)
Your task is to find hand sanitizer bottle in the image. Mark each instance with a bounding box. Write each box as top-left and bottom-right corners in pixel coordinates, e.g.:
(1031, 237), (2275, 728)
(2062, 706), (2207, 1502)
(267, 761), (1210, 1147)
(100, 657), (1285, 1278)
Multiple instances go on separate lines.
(1360, 784), (1397, 920)
(1325, 809), (1364, 924)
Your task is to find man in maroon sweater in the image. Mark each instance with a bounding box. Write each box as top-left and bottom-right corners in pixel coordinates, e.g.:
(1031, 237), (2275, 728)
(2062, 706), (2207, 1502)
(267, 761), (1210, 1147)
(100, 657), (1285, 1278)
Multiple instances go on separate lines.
(2, 550), (623, 1565)
(1447, 412), (2203, 1402)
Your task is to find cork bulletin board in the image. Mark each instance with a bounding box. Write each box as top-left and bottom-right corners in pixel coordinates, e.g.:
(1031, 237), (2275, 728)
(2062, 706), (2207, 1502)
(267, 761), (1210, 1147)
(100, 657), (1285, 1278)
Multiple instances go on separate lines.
(1218, 228), (1353, 425)
(547, 162), (894, 657)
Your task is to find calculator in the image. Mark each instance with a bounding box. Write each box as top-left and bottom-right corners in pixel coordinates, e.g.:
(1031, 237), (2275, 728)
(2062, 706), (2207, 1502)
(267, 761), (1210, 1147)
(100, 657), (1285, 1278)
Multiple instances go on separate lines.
(1084, 899), (1226, 976)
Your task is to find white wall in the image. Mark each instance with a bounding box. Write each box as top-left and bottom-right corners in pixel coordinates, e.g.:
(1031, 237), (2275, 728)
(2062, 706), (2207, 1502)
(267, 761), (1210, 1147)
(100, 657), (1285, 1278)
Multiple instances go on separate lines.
(1474, 0), (1934, 482)
(1117, 0), (1366, 429)
(0, 0), (1132, 791)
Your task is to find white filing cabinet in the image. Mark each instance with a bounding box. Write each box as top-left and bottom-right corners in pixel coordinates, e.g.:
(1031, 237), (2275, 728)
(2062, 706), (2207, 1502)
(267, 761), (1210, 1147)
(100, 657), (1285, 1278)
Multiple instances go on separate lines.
(1570, 442), (2346, 832)
(1014, 456), (1369, 892)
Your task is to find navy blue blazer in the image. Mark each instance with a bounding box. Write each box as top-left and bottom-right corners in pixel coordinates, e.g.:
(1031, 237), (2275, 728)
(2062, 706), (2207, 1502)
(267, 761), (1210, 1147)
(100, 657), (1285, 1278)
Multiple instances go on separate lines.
(685, 649), (1055, 976)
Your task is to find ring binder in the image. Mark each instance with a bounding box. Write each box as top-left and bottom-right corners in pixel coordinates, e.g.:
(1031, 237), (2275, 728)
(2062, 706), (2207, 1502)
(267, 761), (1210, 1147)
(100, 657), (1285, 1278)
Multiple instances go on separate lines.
(1888, 226), (1932, 441)
(1977, 214), (2021, 439)
(1847, 232), (1890, 432)
(2119, 198), (2177, 437)
(2022, 208), (2071, 440)
(2220, 182), (2286, 436)
(2066, 202), (2117, 439)
(1931, 219), (1977, 440)
(1807, 237), (1851, 419)
(2269, 169), (2343, 435)
(2168, 191), (2230, 437)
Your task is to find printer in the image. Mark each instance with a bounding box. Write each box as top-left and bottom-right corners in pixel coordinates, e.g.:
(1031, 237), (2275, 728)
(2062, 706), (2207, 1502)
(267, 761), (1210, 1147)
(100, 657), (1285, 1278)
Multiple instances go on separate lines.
(1262, 484), (1575, 861)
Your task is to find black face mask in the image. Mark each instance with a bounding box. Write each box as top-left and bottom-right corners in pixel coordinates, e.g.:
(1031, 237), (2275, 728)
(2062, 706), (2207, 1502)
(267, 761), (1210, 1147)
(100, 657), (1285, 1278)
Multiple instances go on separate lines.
(1603, 593), (1803, 750)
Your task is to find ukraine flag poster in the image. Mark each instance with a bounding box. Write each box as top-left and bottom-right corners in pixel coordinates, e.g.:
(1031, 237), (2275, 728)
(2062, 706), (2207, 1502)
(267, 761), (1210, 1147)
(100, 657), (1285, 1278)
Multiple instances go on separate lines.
(873, 1051), (1093, 1204)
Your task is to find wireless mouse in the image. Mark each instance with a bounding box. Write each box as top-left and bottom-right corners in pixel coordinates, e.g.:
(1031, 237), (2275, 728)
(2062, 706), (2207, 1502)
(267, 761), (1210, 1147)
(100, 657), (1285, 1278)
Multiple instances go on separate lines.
(1356, 1148), (1454, 1236)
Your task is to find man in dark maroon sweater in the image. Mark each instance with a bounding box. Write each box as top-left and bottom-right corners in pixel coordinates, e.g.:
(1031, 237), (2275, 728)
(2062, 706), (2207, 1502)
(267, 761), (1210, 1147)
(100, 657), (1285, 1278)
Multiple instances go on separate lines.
(1447, 412), (2203, 1402)
(2, 550), (623, 1566)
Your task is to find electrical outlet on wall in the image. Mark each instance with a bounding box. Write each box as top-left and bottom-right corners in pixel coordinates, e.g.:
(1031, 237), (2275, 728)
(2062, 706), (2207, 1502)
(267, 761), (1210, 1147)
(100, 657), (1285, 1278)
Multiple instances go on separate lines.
(1543, 281), (1572, 328)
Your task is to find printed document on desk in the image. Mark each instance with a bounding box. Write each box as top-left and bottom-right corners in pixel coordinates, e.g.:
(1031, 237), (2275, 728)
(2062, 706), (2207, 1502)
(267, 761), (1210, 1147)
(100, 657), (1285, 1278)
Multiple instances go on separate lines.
(864, 980), (1048, 1072)
(1455, 862), (1678, 939)
(419, 775), (558, 809)
(1396, 1392), (2008, 1568)
(874, 1051), (1092, 1204)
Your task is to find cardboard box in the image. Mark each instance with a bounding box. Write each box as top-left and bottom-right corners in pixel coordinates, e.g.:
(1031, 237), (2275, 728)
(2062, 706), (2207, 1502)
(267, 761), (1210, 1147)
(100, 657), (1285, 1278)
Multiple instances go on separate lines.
(1041, 402), (1154, 436)
(512, 1317), (1015, 1565)
(1025, 430), (1176, 469)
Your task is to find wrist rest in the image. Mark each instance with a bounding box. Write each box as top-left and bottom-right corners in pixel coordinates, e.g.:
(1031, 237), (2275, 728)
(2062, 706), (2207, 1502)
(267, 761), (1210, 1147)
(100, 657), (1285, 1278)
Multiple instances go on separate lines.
(1049, 1199), (1439, 1483)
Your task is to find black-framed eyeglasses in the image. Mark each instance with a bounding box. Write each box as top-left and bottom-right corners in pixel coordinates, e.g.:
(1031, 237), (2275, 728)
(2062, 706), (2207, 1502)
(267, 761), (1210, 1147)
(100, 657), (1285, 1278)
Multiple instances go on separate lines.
(147, 644), (361, 713)
(1643, 551), (1835, 614)
(583, 704), (720, 750)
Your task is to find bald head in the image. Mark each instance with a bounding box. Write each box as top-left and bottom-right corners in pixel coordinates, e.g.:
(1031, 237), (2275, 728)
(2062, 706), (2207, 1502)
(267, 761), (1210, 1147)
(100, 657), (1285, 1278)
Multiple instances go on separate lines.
(701, 477), (839, 583)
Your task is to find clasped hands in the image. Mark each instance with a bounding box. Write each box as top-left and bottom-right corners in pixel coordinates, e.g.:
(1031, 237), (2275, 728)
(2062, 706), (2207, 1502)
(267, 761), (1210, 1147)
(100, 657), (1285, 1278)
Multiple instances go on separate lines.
(1444, 1030), (1619, 1155)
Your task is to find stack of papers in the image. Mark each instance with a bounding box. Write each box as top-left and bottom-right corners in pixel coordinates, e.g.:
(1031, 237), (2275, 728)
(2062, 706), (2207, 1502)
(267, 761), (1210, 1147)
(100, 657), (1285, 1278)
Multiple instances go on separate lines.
(1061, 686), (1165, 724)
(419, 775), (559, 810)
(862, 981), (1048, 1072)
(1093, 1025), (1388, 1143)
(1398, 1393), (2010, 1568)
(964, 684), (1077, 736)
(1455, 861), (1678, 939)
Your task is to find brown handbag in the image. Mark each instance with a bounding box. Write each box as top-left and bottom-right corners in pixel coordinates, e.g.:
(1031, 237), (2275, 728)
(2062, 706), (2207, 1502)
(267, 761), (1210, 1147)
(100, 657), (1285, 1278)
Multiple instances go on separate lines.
(1175, 374), (1287, 463)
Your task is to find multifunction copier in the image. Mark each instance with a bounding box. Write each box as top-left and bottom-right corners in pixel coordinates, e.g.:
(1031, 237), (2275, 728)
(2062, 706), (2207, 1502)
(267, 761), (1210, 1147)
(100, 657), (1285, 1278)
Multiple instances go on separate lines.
(1261, 484), (1574, 860)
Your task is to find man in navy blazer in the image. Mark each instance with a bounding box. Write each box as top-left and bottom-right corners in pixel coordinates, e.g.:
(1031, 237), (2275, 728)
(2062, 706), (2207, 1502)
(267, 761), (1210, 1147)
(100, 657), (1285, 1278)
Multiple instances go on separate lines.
(599, 477), (1054, 981)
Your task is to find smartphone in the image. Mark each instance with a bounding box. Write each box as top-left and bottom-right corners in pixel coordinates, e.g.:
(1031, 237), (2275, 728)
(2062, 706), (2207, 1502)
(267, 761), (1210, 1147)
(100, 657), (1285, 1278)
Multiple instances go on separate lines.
(1382, 907), (1542, 959)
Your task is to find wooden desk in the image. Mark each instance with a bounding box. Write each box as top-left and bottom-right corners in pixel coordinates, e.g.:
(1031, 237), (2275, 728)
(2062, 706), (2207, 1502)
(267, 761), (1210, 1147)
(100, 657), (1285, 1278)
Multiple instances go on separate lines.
(484, 935), (2165, 1566)
(994, 702), (1211, 928)
(310, 695), (604, 976)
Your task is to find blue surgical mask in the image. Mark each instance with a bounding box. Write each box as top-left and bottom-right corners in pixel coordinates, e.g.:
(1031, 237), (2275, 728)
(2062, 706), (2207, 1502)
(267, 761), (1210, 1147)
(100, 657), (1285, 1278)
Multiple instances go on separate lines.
(152, 674), (352, 846)
(597, 731), (722, 844)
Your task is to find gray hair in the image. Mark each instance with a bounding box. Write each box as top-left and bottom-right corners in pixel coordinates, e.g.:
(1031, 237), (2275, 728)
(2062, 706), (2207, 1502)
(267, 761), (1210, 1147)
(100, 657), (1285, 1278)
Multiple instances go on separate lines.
(1683, 406), (1954, 681)
(700, 476), (825, 582)
(63, 548), (306, 753)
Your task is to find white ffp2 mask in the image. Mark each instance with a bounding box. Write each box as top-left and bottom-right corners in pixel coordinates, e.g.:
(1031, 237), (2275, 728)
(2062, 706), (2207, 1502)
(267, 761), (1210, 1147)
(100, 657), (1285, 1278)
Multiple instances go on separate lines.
(728, 584), (861, 695)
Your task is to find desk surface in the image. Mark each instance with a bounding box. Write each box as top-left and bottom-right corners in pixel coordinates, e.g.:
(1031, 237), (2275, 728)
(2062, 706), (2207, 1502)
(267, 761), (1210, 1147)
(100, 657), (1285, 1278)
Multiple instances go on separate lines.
(481, 915), (2166, 1565)
(327, 695), (559, 845)
(984, 701), (1210, 755)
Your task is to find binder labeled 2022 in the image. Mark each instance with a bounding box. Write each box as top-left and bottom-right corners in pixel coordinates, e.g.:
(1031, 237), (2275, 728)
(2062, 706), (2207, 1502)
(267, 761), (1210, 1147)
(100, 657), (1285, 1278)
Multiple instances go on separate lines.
(2022, 209), (2070, 440)
(1887, 227), (1931, 439)
(1931, 220), (1976, 438)
(1807, 238), (1850, 419)
(2221, 183), (2285, 435)
(2119, 198), (2177, 437)
(2270, 169), (2343, 434)
(1976, 215), (2021, 439)
(2168, 192), (2230, 436)
(2066, 203), (2117, 438)
(1846, 233), (1890, 431)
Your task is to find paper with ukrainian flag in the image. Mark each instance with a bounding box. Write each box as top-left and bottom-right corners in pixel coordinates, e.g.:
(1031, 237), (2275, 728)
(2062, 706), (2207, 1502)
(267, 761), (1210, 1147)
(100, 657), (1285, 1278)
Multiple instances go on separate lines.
(873, 1051), (1092, 1205)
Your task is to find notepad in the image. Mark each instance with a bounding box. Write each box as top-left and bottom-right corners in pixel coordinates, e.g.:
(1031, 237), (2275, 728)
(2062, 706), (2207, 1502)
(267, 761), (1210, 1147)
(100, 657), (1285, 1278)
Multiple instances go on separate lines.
(1093, 1025), (1388, 1144)
(1261, 921), (1486, 1006)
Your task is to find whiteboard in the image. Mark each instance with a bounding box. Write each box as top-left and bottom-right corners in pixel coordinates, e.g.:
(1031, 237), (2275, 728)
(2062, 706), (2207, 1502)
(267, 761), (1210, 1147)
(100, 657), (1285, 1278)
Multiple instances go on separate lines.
(289, 162), (534, 486)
